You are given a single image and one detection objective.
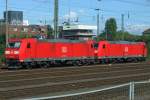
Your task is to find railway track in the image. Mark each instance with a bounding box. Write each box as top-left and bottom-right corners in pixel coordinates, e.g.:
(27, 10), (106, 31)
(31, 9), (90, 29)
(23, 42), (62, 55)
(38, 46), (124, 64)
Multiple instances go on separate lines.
(0, 62), (147, 76)
(0, 62), (149, 99)
(0, 63), (147, 80)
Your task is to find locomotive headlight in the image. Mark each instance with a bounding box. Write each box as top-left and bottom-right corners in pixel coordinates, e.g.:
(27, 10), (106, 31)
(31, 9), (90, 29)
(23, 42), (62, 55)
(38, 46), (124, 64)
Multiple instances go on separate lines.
(94, 50), (98, 53)
(14, 51), (19, 54)
(5, 51), (10, 54)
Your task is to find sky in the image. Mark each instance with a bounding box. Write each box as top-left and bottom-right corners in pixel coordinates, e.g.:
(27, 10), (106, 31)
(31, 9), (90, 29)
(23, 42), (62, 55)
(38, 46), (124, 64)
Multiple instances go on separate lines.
(0, 0), (150, 35)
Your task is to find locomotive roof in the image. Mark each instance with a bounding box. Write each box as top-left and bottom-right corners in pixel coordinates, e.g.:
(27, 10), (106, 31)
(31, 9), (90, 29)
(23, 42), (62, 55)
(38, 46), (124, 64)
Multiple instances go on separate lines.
(9, 38), (22, 42)
(108, 41), (144, 44)
(38, 39), (86, 43)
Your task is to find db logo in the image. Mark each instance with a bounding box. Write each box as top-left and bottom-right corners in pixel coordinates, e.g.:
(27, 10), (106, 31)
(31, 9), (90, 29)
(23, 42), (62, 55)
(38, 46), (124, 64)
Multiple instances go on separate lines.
(125, 47), (128, 52)
(62, 47), (68, 53)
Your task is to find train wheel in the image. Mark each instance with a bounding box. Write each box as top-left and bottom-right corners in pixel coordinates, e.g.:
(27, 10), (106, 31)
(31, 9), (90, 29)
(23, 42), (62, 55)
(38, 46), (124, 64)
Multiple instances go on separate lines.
(26, 65), (32, 69)
(84, 60), (90, 65)
(73, 61), (82, 66)
(105, 59), (110, 64)
(42, 62), (49, 68)
(25, 63), (33, 69)
(82, 60), (89, 65)
(101, 59), (106, 64)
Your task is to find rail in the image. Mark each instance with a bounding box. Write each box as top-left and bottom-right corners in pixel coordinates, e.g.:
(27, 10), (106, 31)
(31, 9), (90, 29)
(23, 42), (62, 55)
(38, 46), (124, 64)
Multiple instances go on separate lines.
(22, 80), (150, 100)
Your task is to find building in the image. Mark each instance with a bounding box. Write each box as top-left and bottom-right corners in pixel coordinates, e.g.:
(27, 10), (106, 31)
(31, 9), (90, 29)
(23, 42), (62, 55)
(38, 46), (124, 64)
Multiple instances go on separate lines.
(0, 11), (48, 38)
(0, 19), (5, 35)
(9, 25), (47, 36)
(143, 28), (150, 36)
(4, 11), (23, 25)
(0, 19), (5, 24)
(0, 24), (48, 38)
(60, 24), (97, 40)
(23, 20), (29, 26)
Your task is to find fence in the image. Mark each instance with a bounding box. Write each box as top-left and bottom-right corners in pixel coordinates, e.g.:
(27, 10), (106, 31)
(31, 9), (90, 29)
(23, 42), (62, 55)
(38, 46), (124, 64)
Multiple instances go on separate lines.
(24, 80), (150, 100)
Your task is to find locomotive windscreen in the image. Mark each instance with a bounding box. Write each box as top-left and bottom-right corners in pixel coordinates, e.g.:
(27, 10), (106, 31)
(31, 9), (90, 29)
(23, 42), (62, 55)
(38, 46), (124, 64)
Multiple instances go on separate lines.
(7, 42), (21, 48)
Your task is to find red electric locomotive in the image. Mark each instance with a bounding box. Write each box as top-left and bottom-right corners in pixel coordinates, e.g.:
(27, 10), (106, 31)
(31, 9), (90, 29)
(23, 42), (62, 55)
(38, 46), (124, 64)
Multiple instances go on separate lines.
(5, 38), (147, 68)
(96, 41), (147, 63)
(5, 38), (96, 68)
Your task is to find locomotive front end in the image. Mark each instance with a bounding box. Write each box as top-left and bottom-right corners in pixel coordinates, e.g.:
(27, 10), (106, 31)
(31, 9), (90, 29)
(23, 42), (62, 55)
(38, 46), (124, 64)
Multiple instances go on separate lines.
(5, 39), (21, 67)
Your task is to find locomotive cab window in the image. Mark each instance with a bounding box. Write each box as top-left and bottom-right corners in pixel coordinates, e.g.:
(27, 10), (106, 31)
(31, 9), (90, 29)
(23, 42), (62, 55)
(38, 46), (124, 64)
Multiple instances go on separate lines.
(7, 42), (21, 48)
(27, 43), (31, 48)
(93, 43), (99, 48)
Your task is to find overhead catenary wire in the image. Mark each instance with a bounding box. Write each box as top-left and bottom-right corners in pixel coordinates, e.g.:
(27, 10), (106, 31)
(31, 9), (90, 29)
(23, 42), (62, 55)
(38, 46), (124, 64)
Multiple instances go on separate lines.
(0, 0), (150, 26)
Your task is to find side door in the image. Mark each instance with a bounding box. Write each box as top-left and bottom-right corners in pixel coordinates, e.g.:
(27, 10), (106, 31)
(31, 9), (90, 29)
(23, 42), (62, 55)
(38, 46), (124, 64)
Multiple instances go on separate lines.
(26, 42), (31, 60)
(102, 44), (107, 57)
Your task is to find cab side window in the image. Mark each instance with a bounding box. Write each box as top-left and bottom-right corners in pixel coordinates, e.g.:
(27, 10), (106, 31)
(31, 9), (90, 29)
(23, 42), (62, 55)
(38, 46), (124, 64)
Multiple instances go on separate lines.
(27, 43), (31, 48)
(91, 43), (99, 48)
(103, 44), (106, 49)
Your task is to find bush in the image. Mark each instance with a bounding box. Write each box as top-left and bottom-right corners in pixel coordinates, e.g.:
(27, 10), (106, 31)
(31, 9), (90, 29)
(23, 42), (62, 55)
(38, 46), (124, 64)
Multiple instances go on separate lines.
(0, 34), (5, 65)
(147, 43), (150, 60)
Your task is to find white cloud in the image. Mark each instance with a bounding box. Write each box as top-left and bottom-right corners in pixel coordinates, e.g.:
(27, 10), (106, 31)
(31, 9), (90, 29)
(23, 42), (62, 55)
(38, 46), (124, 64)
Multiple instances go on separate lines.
(63, 11), (78, 21)
(126, 24), (150, 35)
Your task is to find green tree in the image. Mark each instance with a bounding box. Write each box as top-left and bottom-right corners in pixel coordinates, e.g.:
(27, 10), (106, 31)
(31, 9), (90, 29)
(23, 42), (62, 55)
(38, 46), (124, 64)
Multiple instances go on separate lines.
(105, 18), (117, 40)
(0, 34), (5, 64)
(141, 34), (150, 59)
(47, 25), (53, 39)
(0, 34), (5, 44)
(115, 31), (142, 41)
